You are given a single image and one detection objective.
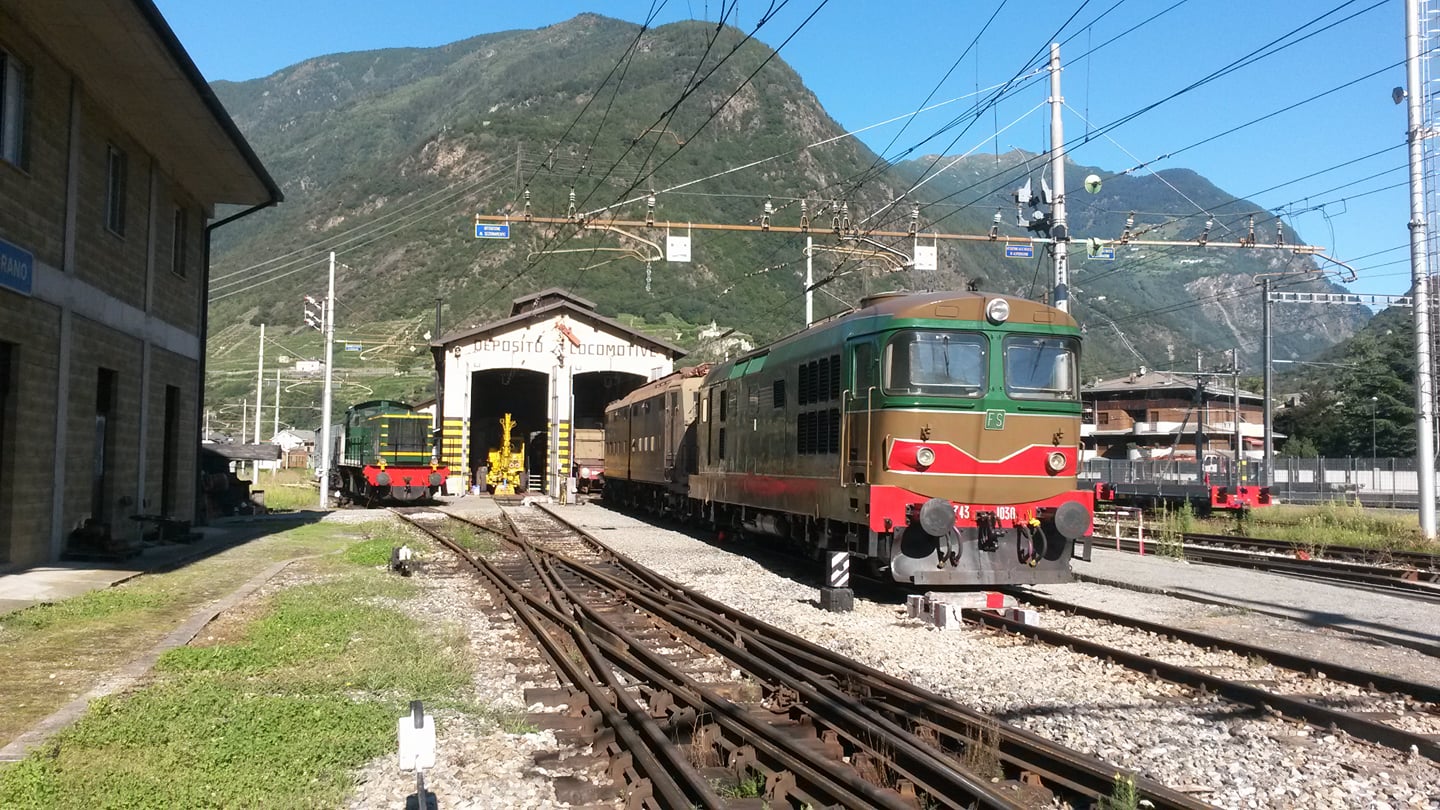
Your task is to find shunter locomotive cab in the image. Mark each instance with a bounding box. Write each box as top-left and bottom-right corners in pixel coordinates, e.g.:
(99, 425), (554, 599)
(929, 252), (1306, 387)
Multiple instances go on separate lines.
(334, 401), (447, 504)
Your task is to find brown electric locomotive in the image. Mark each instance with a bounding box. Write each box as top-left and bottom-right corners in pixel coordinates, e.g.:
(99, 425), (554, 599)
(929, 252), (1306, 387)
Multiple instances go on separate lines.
(603, 290), (1094, 587)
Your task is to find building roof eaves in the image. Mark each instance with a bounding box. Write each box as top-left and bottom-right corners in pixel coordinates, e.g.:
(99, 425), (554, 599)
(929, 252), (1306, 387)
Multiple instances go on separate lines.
(436, 300), (687, 358)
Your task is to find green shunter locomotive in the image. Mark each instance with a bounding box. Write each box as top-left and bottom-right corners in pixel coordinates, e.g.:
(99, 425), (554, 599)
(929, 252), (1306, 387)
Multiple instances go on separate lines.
(331, 400), (447, 504)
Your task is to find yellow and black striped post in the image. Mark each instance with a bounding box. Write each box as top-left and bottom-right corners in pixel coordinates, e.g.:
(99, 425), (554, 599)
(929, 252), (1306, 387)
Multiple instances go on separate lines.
(442, 417), (468, 487)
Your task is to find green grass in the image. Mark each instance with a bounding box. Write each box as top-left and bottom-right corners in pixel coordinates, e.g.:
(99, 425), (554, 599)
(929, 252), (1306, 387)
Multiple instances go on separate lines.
(342, 523), (427, 567)
(1193, 501), (1436, 553)
(714, 771), (766, 799)
(0, 529), (477, 809)
(450, 525), (500, 556)
(253, 468), (320, 512)
(0, 683), (393, 809)
(1099, 773), (1141, 810)
(0, 521), (383, 744)
(2, 589), (174, 632)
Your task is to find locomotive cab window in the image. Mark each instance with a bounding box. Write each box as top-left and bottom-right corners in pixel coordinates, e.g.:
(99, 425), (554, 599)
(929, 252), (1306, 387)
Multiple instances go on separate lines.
(882, 331), (986, 397)
(852, 341), (877, 393)
(1003, 336), (1079, 400)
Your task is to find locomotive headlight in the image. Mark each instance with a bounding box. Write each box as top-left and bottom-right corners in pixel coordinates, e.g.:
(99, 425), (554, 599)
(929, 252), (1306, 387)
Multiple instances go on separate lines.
(915, 446), (937, 468)
(1046, 451), (1067, 473)
(580, 467), (591, 478)
(985, 297), (1010, 324)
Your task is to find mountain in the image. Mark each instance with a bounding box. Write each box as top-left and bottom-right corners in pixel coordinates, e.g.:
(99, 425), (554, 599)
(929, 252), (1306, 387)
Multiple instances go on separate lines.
(199, 13), (1368, 433)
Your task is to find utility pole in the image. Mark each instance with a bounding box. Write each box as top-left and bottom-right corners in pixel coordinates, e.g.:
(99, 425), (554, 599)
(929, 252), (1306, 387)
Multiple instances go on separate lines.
(1048, 42), (1070, 314)
(1232, 349), (1242, 488)
(805, 236), (814, 326)
(319, 252), (337, 509)
(1406, 0), (1437, 539)
(434, 297), (444, 436)
(254, 322), (265, 480)
(272, 366), (280, 472)
(1262, 278), (1274, 487)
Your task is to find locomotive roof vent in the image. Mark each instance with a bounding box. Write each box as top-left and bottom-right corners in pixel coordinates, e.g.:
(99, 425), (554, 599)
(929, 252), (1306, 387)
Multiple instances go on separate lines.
(859, 290), (910, 308)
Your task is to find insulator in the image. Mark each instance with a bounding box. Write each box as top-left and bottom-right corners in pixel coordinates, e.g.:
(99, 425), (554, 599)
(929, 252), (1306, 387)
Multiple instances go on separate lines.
(523, 188), (532, 221)
(1275, 219), (1284, 247)
(761, 196), (772, 231)
(1199, 216), (1212, 247)
(764, 196), (773, 216)
(646, 190), (656, 227)
(800, 199), (810, 231)
(831, 199), (841, 233)
(841, 202), (850, 233)
(645, 263), (652, 293)
(567, 188), (577, 221)
(908, 203), (919, 235)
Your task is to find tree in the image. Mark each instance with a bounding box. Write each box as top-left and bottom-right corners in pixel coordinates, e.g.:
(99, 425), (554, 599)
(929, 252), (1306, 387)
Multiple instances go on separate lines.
(1273, 307), (1416, 458)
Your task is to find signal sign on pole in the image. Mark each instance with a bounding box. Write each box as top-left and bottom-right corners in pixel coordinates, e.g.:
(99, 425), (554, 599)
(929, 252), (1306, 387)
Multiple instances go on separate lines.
(913, 244), (938, 271)
(1088, 246), (1116, 261)
(1004, 244), (1034, 259)
(475, 223), (510, 239)
(666, 234), (691, 263)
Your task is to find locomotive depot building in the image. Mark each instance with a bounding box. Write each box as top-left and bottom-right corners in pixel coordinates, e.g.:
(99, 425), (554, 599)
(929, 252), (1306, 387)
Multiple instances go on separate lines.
(433, 289), (685, 497)
(0, 1), (280, 570)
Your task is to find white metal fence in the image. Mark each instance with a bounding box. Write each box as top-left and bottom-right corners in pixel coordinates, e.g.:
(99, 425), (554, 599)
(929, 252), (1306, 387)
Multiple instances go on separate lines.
(1082, 457), (1437, 509)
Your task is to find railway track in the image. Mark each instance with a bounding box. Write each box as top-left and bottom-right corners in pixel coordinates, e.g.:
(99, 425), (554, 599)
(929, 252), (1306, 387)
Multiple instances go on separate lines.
(977, 593), (1440, 763)
(397, 505), (1211, 809)
(1094, 527), (1440, 600)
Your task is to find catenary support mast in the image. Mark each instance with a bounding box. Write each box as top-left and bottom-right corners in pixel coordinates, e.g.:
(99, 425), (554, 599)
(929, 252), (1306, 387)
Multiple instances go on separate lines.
(1048, 42), (1070, 313)
(319, 252), (337, 509)
(1406, 0), (1436, 538)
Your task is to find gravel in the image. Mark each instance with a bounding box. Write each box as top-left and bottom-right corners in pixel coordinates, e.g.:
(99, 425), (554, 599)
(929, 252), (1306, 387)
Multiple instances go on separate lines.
(547, 502), (1440, 810)
(338, 504), (622, 810)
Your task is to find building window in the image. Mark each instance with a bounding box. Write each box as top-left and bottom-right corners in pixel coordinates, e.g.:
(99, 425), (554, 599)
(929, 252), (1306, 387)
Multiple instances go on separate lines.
(105, 145), (127, 235)
(772, 379), (785, 409)
(161, 385), (180, 515)
(1098, 412), (1110, 426)
(0, 50), (26, 168)
(171, 206), (188, 277)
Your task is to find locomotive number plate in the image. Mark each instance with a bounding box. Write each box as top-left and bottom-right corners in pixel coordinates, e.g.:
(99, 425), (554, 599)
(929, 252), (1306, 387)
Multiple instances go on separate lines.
(952, 504), (1019, 521)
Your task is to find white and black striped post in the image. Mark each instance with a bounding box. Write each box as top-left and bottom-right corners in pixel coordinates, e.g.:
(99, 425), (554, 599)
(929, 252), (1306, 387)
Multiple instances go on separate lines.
(820, 550), (854, 612)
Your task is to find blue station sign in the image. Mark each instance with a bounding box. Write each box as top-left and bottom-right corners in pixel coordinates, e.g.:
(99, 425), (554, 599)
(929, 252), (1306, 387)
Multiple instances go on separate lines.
(0, 237), (34, 297)
(475, 223), (511, 239)
(1004, 244), (1034, 259)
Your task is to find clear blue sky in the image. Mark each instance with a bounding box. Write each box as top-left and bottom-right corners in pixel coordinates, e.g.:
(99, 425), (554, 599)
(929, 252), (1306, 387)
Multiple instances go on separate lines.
(156, 0), (1415, 298)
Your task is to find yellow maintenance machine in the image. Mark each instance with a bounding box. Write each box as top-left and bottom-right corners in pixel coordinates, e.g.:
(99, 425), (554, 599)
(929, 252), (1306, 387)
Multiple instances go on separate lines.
(486, 414), (525, 494)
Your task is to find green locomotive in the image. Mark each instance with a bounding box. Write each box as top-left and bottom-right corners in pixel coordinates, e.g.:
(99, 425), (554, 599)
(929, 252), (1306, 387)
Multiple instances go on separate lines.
(331, 400), (446, 504)
(604, 290), (1094, 587)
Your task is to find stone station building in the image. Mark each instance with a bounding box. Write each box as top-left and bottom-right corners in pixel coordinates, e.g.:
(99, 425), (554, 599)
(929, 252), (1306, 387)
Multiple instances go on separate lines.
(0, 0), (280, 569)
